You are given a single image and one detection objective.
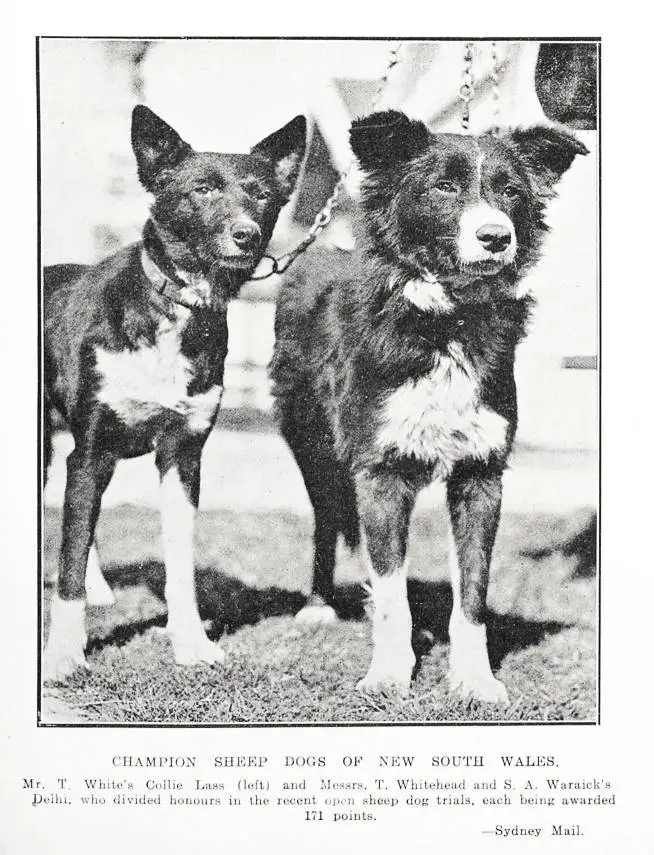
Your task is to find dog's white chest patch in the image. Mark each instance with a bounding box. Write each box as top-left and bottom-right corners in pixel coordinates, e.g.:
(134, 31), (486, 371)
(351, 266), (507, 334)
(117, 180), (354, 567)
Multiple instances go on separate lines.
(402, 275), (453, 314)
(94, 318), (222, 432)
(376, 344), (507, 476)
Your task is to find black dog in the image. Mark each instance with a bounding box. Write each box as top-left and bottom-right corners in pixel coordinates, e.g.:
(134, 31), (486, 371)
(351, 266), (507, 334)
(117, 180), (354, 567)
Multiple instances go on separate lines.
(271, 110), (586, 702)
(44, 106), (306, 681)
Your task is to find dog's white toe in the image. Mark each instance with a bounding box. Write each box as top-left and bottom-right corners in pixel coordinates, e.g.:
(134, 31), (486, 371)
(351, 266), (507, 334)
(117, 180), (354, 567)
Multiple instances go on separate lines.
(43, 648), (88, 682)
(171, 634), (226, 666)
(357, 661), (413, 697)
(44, 596), (88, 682)
(295, 603), (337, 628)
(448, 670), (509, 704)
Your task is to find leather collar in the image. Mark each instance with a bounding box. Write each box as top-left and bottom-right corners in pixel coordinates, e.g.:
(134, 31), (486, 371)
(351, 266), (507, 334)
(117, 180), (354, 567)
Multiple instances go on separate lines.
(140, 249), (209, 314)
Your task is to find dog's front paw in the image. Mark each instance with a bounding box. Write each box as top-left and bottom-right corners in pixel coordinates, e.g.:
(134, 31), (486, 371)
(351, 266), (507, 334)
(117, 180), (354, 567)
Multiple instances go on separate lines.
(44, 596), (88, 682)
(43, 645), (88, 683)
(295, 601), (337, 629)
(171, 633), (226, 667)
(448, 670), (509, 705)
(357, 658), (414, 697)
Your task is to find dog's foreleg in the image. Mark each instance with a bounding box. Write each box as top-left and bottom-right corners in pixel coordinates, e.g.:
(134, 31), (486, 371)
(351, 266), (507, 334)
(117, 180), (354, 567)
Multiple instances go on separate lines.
(355, 471), (416, 695)
(446, 462), (509, 704)
(157, 437), (224, 666)
(44, 447), (115, 681)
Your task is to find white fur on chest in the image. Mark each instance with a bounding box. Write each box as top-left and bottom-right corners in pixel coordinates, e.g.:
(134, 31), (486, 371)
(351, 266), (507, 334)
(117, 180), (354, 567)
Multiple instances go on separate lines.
(376, 343), (508, 476)
(94, 316), (222, 432)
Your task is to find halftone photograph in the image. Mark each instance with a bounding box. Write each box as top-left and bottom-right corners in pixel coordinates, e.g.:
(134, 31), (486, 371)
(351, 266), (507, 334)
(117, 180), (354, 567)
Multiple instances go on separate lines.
(39, 38), (599, 725)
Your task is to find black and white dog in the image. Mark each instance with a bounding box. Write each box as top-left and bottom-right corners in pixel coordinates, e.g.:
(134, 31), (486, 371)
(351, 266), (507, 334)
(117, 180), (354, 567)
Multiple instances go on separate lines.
(43, 106), (306, 681)
(271, 110), (587, 702)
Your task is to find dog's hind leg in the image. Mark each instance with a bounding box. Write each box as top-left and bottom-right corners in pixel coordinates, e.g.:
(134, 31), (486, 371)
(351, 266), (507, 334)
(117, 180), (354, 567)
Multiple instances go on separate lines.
(44, 442), (116, 682)
(281, 409), (357, 627)
(355, 469), (417, 695)
(156, 433), (225, 666)
(446, 460), (509, 704)
(43, 405), (115, 608)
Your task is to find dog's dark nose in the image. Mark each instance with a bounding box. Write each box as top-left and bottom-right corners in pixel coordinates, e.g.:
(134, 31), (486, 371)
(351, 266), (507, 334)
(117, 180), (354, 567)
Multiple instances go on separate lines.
(230, 222), (261, 251)
(475, 224), (512, 254)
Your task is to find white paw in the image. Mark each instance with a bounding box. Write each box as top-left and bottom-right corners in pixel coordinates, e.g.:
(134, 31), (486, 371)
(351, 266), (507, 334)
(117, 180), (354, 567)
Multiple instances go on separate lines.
(171, 633), (226, 666)
(44, 596), (88, 682)
(295, 604), (337, 628)
(448, 670), (509, 704)
(357, 657), (414, 697)
(43, 645), (88, 682)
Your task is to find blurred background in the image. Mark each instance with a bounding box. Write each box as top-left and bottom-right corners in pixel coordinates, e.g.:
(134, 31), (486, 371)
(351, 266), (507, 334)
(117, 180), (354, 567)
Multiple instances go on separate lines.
(40, 38), (598, 517)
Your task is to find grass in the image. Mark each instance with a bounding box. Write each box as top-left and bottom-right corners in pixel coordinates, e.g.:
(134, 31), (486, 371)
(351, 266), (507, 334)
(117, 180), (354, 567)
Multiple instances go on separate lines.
(41, 504), (597, 724)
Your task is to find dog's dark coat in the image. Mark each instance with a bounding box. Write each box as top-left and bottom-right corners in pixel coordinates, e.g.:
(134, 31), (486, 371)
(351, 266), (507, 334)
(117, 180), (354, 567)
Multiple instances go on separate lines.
(271, 110), (587, 699)
(44, 106), (306, 679)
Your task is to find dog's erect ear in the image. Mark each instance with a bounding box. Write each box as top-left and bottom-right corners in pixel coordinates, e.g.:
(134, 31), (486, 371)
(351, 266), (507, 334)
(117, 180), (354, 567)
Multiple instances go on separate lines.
(131, 105), (193, 190)
(509, 125), (589, 195)
(350, 110), (431, 173)
(251, 115), (307, 200)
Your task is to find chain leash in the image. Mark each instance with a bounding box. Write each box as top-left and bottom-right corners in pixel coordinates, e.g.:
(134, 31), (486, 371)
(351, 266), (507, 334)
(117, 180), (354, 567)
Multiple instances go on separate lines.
(460, 41), (503, 136)
(250, 41), (404, 280)
(490, 41), (501, 136)
(459, 42), (475, 132)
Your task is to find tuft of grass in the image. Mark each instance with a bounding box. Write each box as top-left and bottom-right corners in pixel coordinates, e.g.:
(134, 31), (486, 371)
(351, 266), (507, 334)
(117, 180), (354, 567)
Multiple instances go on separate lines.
(42, 505), (596, 724)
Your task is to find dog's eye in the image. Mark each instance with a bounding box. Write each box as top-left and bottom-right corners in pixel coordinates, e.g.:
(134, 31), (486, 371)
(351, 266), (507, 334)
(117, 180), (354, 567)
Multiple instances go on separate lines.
(194, 185), (213, 197)
(434, 180), (460, 195)
(502, 185), (520, 199)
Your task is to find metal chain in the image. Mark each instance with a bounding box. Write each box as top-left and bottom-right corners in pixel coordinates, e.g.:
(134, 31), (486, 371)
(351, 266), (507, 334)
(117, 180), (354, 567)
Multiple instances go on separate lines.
(250, 41), (404, 280)
(459, 42), (475, 132)
(490, 41), (501, 136)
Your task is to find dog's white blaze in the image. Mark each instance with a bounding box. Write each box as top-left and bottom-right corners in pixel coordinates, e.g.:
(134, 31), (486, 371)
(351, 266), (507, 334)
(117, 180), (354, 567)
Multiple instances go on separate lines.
(358, 539), (414, 691)
(44, 594), (87, 678)
(476, 152), (485, 186)
(447, 531), (508, 703)
(402, 274), (453, 314)
(376, 345), (508, 474)
(160, 467), (224, 665)
(457, 203), (517, 266)
(94, 317), (222, 433)
(85, 542), (115, 606)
